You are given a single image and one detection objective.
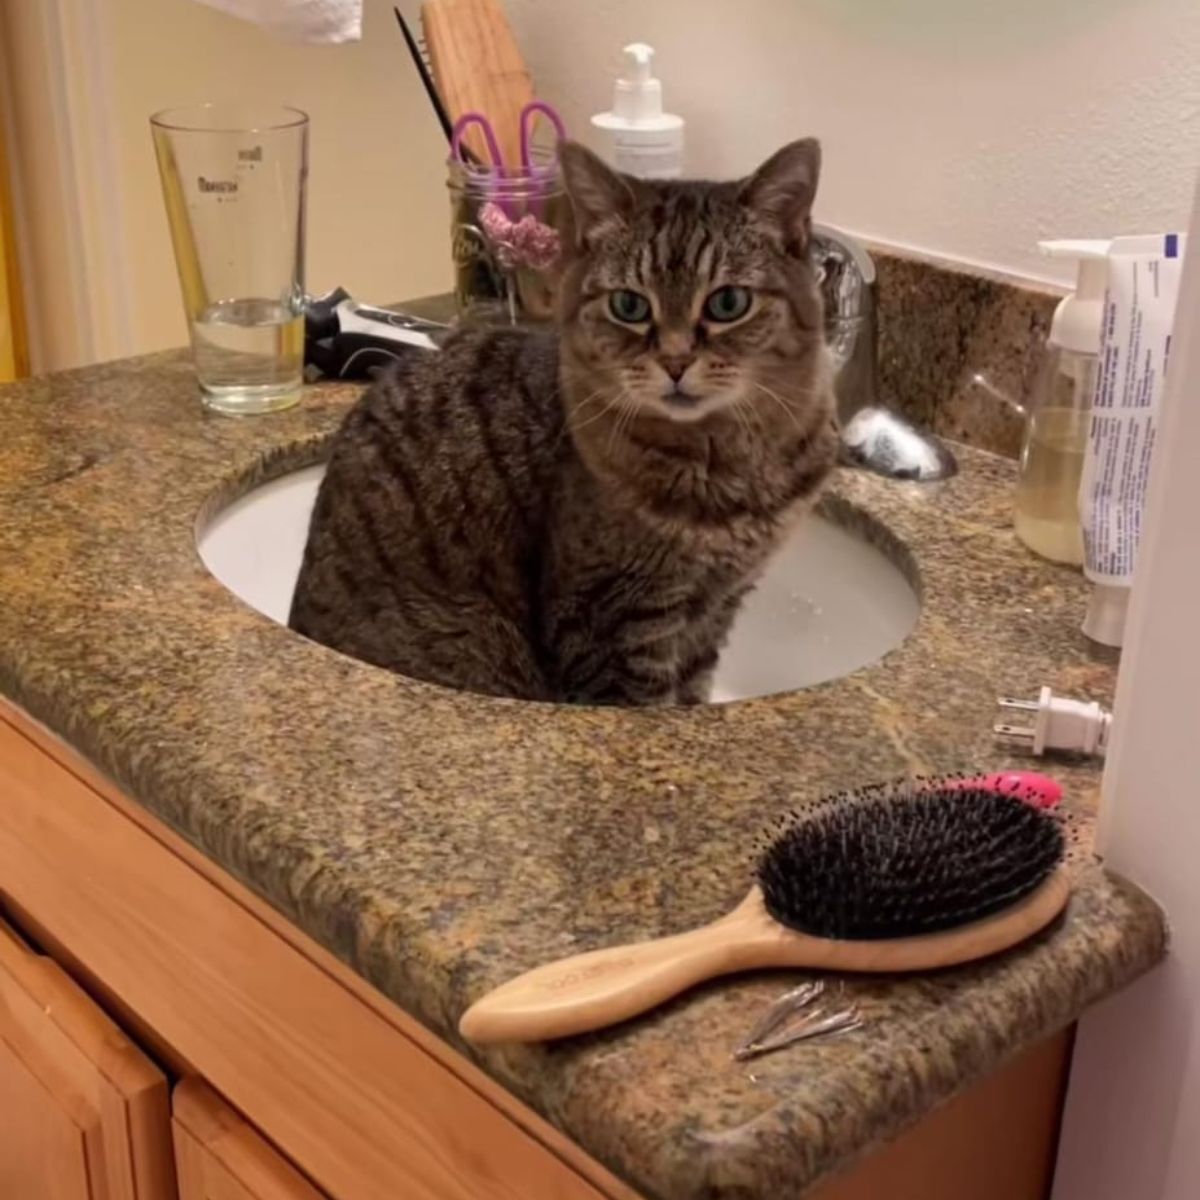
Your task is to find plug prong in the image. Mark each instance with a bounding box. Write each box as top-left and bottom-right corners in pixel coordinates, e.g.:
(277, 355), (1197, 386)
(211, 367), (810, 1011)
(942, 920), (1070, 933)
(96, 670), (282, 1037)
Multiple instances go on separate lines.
(994, 723), (1035, 741)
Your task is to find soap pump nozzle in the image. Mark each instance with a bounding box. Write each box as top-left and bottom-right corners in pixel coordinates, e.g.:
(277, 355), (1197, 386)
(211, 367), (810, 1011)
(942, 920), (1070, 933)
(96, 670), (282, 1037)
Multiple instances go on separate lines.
(1038, 239), (1111, 355)
(625, 42), (653, 80)
(612, 43), (663, 123)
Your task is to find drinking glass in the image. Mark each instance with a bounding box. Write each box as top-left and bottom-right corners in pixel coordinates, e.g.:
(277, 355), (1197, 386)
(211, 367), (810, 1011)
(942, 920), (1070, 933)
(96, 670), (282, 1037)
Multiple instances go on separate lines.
(151, 104), (308, 415)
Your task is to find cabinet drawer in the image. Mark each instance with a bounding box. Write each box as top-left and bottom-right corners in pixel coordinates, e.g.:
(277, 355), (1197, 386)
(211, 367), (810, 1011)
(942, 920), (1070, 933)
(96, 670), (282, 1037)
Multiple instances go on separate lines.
(174, 1078), (327, 1200)
(0, 915), (175, 1200)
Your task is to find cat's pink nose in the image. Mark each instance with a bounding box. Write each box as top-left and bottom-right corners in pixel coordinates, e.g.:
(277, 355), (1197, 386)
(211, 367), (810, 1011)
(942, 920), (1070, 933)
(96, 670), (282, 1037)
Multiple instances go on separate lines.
(661, 357), (694, 382)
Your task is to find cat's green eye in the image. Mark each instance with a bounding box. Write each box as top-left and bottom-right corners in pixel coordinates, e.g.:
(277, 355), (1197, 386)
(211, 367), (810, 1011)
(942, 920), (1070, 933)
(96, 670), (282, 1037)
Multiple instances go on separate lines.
(703, 286), (753, 323)
(609, 290), (652, 324)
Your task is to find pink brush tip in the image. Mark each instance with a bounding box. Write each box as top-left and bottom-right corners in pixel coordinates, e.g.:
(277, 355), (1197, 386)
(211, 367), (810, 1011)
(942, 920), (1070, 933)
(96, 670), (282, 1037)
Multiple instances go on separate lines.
(940, 770), (1063, 810)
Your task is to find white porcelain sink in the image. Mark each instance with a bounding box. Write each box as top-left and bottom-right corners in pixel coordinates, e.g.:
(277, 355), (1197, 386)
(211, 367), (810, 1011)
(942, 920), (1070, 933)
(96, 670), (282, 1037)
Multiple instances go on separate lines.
(198, 465), (919, 702)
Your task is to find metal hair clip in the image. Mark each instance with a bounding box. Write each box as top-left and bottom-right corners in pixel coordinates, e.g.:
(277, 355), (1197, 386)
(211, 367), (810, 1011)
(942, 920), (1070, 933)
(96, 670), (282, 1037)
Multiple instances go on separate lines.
(733, 981), (863, 1062)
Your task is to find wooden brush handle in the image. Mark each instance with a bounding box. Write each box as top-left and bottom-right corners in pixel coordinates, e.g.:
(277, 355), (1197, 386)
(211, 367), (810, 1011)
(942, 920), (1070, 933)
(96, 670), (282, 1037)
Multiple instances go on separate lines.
(458, 910), (769, 1045)
(459, 873), (1073, 1045)
(422, 0), (535, 165)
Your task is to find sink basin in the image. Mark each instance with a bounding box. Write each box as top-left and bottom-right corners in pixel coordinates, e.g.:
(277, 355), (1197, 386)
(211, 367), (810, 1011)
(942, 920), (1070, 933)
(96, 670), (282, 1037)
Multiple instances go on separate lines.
(198, 465), (919, 702)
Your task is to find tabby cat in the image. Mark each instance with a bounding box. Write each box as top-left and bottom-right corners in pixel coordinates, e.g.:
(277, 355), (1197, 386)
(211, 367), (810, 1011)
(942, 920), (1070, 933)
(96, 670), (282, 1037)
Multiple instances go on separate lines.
(289, 139), (839, 704)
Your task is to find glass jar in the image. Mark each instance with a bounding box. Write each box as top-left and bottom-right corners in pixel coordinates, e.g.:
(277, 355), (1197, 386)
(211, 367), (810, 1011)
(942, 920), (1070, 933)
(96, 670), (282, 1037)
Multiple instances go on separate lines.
(447, 152), (565, 327)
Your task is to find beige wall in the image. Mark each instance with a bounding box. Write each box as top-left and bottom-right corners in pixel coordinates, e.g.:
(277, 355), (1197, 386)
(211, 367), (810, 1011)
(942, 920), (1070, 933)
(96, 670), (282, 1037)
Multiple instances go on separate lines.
(8, 0), (1198, 369)
(509, 0), (1200, 287)
(5, 0), (452, 369)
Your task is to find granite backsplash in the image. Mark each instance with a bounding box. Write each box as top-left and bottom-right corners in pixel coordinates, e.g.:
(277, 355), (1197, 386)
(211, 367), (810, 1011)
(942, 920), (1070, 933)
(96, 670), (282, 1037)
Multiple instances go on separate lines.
(872, 248), (1062, 459)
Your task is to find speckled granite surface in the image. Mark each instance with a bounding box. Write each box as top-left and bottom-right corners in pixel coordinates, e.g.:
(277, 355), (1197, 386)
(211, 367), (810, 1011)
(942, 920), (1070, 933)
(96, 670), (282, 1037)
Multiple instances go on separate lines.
(0, 348), (1163, 1199)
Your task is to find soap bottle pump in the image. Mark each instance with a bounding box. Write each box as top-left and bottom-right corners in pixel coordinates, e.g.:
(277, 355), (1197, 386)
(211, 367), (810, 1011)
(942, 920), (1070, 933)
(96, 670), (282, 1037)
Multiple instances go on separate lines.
(590, 43), (684, 180)
(1013, 239), (1110, 565)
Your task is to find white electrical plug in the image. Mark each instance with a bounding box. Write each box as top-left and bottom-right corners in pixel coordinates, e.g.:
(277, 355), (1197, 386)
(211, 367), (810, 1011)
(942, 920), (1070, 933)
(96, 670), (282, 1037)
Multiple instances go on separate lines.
(995, 686), (1113, 757)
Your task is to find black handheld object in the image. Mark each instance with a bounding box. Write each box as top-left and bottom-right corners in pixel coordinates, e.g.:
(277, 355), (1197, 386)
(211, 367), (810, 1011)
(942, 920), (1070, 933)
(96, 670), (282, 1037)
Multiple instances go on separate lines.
(303, 288), (447, 381)
(305, 332), (416, 381)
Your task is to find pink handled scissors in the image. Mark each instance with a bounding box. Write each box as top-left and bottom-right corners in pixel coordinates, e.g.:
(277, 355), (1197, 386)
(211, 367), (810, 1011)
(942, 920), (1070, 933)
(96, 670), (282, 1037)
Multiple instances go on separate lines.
(450, 101), (566, 174)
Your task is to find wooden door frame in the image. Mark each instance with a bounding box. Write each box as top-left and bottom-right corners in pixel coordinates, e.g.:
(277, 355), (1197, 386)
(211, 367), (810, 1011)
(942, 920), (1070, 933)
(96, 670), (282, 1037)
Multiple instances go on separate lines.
(0, 0), (136, 369)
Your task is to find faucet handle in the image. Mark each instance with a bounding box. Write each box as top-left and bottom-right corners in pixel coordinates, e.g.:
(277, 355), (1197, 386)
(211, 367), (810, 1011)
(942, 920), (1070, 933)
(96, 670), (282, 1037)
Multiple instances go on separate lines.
(811, 226), (958, 482)
(810, 225), (874, 322)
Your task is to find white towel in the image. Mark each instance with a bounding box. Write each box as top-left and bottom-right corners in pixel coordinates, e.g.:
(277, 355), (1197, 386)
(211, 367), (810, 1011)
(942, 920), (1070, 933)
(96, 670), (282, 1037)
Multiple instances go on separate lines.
(192, 0), (363, 44)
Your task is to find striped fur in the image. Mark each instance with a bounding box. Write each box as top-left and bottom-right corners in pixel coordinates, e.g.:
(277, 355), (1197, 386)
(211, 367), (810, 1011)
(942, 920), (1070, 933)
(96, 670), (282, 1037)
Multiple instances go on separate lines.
(289, 140), (838, 704)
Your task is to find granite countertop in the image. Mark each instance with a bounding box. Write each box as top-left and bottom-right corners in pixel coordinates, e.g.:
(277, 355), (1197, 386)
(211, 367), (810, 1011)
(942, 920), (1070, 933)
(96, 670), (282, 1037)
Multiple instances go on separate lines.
(0, 350), (1165, 1198)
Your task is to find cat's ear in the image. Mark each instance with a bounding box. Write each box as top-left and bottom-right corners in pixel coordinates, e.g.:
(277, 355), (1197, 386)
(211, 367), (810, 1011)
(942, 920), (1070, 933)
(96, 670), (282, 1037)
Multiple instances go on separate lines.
(559, 141), (636, 248)
(740, 138), (821, 255)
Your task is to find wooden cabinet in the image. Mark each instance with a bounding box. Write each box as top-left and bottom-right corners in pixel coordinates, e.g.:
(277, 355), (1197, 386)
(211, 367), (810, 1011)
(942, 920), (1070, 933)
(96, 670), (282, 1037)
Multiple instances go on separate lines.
(173, 1079), (327, 1200)
(0, 701), (1077, 1200)
(0, 708), (627, 1200)
(0, 915), (176, 1200)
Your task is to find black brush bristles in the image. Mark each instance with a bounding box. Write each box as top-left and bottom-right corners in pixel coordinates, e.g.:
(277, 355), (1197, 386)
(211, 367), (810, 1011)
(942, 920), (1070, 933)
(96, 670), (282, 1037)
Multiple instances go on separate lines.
(757, 782), (1065, 941)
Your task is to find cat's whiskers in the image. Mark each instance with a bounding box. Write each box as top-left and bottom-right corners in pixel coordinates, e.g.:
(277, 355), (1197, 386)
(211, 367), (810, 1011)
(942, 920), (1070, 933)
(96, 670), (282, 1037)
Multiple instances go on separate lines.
(607, 392), (638, 456)
(753, 381), (806, 433)
(744, 396), (771, 434)
(730, 395), (755, 442)
(567, 387), (625, 438)
(758, 378), (824, 402)
(573, 384), (609, 411)
(570, 385), (615, 421)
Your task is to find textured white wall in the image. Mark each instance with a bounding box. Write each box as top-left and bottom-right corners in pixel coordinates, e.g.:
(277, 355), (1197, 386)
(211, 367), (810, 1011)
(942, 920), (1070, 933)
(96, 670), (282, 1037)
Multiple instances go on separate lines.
(508, 0), (1200, 286)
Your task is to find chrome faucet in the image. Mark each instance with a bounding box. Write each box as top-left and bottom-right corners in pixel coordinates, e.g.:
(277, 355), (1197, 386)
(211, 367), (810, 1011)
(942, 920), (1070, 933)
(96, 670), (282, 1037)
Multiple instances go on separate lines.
(811, 225), (956, 481)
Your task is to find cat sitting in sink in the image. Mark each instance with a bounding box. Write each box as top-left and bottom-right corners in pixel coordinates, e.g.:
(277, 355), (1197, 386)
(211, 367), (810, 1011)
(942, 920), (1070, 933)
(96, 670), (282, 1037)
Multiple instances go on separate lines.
(289, 140), (839, 704)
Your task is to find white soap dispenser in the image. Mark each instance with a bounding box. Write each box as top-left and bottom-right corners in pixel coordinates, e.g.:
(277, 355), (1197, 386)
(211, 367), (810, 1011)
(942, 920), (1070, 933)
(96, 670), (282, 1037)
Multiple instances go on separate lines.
(1013, 239), (1110, 565)
(590, 43), (685, 180)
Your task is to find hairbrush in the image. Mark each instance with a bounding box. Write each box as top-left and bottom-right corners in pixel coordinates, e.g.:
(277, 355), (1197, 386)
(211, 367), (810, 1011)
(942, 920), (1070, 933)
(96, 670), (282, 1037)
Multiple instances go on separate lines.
(459, 780), (1070, 1044)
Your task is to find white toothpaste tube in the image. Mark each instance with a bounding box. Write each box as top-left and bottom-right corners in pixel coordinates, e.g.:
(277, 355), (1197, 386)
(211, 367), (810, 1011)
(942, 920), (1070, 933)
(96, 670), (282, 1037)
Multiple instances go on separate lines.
(1079, 233), (1188, 646)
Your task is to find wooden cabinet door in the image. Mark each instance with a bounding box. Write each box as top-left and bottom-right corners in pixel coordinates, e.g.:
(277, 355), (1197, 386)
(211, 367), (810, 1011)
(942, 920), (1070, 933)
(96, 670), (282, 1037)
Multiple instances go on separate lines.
(0, 916), (175, 1200)
(174, 1078), (328, 1200)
